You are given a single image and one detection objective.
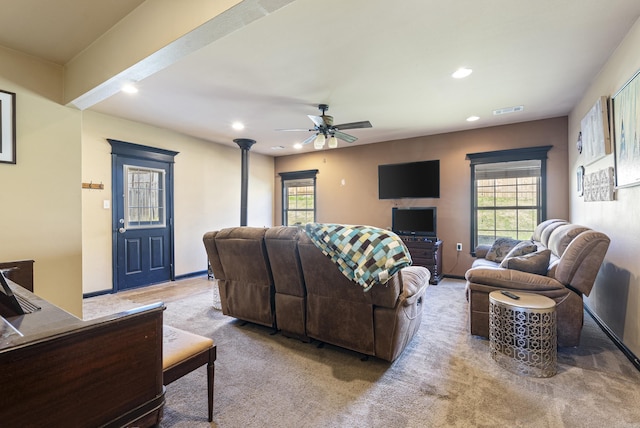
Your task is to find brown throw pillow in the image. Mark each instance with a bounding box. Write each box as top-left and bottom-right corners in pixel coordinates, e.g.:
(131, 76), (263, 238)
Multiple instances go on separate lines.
(501, 240), (537, 260)
(485, 237), (521, 263)
(500, 249), (551, 275)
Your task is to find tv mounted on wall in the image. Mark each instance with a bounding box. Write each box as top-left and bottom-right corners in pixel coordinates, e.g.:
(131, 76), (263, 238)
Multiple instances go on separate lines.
(392, 207), (437, 238)
(378, 160), (440, 199)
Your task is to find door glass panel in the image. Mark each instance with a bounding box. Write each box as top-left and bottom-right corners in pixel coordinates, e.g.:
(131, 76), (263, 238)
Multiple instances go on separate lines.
(124, 165), (166, 229)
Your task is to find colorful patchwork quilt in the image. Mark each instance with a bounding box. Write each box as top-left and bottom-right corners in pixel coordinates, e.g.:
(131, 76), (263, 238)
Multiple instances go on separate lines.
(304, 223), (412, 291)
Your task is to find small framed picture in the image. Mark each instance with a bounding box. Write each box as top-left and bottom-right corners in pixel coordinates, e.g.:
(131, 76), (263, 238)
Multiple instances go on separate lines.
(0, 90), (16, 164)
(577, 165), (585, 196)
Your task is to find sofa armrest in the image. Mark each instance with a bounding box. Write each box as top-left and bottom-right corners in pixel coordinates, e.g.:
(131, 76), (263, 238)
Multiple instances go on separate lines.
(369, 266), (429, 308)
(474, 244), (491, 258)
(465, 267), (565, 292)
(399, 266), (430, 306)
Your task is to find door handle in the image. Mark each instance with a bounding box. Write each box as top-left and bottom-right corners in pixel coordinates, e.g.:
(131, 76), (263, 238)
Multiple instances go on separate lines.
(118, 227), (126, 234)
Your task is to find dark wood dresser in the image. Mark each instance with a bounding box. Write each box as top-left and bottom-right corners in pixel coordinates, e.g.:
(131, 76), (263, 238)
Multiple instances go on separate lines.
(400, 236), (442, 284)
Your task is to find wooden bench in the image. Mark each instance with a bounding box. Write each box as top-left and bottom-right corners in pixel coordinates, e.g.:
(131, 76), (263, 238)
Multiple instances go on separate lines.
(162, 325), (216, 422)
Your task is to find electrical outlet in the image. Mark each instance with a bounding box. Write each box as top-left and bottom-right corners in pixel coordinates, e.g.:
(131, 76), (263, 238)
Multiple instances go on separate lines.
(456, 243), (462, 252)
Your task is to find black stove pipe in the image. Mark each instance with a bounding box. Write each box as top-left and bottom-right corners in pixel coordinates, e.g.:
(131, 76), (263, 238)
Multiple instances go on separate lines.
(233, 138), (256, 226)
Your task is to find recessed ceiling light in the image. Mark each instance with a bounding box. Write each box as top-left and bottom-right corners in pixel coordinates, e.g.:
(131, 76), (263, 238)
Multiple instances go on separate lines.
(121, 83), (138, 94)
(293, 143), (303, 150)
(232, 121), (245, 130)
(466, 116), (480, 122)
(452, 67), (473, 79)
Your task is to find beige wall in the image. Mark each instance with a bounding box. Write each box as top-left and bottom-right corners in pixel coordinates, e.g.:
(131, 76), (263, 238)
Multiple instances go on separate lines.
(275, 117), (569, 278)
(569, 17), (640, 357)
(0, 47), (83, 316)
(81, 110), (274, 295)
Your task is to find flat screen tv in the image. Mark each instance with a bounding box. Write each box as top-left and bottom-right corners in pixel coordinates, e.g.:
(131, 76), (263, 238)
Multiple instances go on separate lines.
(392, 207), (437, 237)
(378, 160), (440, 199)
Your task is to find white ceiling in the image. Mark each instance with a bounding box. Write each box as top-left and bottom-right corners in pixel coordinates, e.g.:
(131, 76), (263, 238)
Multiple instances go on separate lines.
(1, 0), (640, 156)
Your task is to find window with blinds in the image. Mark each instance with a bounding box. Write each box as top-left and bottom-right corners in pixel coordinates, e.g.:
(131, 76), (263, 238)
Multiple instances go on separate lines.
(467, 146), (551, 252)
(279, 170), (318, 226)
(475, 160), (541, 245)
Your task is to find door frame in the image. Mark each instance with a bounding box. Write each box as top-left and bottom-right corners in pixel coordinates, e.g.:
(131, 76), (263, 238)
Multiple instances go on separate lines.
(108, 139), (179, 292)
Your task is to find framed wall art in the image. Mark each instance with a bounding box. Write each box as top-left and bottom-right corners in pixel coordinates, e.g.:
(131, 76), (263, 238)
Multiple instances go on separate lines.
(580, 95), (611, 165)
(583, 167), (615, 202)
(612, 69), (640, 188)
(0, 90), (16, 164)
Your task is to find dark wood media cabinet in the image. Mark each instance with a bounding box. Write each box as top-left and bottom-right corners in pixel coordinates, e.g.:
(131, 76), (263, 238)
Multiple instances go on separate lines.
(399, 236), (442, 284)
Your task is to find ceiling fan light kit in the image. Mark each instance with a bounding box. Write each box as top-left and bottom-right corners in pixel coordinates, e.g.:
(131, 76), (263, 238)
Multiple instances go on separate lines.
(278, 104), (372, 150)
(328, 135), (338, 149)
(314, 133), (326, 149)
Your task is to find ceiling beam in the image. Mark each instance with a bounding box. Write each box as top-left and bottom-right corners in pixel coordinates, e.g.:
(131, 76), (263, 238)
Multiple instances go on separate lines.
(65, 0), (297, 109)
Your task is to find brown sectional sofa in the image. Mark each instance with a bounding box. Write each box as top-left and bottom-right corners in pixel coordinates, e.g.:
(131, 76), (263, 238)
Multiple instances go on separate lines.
(203, 226), (431, 362)
(465, 219), (610, 347)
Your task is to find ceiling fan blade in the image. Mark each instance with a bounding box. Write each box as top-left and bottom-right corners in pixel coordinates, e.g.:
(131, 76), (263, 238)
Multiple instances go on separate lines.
(301, 134), (317, 145)
(334, 131), (358, 143)
(275, 128), (314, 132)
(308, 115), (325, 127)
(333, 120), (372, 130)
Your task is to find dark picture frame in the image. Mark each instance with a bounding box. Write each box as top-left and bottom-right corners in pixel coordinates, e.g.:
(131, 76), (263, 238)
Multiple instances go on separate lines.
(0, 89), (16, 164)
(612, 69), (640, 188)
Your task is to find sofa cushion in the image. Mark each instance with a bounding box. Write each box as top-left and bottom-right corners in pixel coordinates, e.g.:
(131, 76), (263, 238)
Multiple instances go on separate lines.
(548, 224), (590, 257)
(531, 219), (567, 243)
(540, 221), (570, 248)
(500, 249), (551, 275)
(485, 237), (521, 263)
(474, 244), (491, 259)
(304, 223), (411, 290)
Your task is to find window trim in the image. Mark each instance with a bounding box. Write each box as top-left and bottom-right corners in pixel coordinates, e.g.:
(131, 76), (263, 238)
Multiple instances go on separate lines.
(279, 169), (318, 226)
(466, 146), (552, 255)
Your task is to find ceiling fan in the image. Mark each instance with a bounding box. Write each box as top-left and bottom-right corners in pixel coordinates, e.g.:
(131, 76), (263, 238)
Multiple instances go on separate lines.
(278, 104), (372, 149)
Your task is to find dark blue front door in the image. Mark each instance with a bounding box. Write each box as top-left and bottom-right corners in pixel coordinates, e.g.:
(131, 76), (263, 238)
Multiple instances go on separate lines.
(109, 139), (177, 292)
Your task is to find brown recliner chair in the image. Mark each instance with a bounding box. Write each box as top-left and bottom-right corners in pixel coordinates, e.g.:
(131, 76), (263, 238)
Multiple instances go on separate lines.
(296, 232), (430, 362)
(203, 227), (275, 328)
(465, 220), (610, 346)
(264, 226), (308, 340)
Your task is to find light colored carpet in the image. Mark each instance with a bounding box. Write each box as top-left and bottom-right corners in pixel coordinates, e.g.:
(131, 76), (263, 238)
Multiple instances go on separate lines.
(83, 277), (640, 428)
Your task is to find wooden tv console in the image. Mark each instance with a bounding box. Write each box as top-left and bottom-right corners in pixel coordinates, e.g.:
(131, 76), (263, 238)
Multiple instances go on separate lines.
(399, 236), (442, 284)
(0, 280), (165, 427)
